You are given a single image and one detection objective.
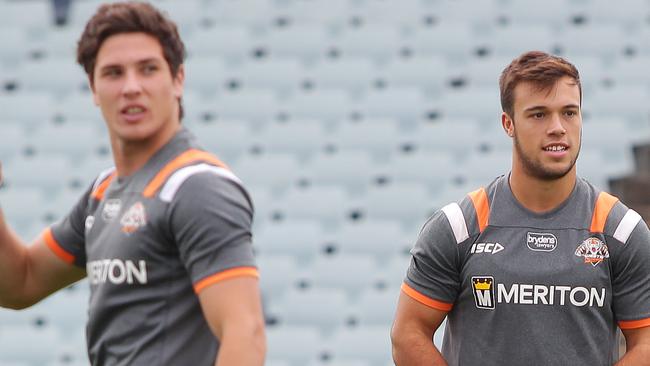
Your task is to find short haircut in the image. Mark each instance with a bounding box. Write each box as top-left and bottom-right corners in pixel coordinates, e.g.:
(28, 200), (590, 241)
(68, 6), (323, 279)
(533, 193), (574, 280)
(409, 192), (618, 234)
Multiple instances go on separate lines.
(499, 51), (581, 119)
(76, 1), (186, 119)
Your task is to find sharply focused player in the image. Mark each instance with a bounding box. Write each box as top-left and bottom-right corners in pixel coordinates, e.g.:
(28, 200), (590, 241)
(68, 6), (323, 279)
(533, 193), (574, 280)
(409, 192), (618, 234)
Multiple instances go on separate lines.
(391, 51), (650, 365)
(0, 2), (265, 365)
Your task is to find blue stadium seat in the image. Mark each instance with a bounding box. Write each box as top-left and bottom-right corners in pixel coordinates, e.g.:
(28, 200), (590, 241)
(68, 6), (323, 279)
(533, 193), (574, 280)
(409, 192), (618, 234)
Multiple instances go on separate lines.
(299, 254), (381, 294)
(349, 287), (399, 326)
(358, 87), (429, 123)
(381, 56), (449, 94)
(282, 89), (353, 123)
(255, 119), (327, 156)
(183, 56), (228, 95)
(191, 120), (256, 162)
(336, 26), (402, 62)
(488, 26), (556, 58)
(266, 326), (325, 365)
(233, 153), (302, 191)
(264, 25), (332, 61)
(213, 89), (280, 124)
(325, 325), (393, 365)
(268, 288), (350, 331)
(254, 219), (327, 259)
(257, 255), (302, 302)
(306, 57), (377, 93)
(274, 186), (351, 226)
(186, 25), (256, 61)
(333, 219), (409, 258)
(302, 150), (377, 192)
(332, 118), (403, 158)
(234, 58), (305, 94)
(0, 92), (56, 126)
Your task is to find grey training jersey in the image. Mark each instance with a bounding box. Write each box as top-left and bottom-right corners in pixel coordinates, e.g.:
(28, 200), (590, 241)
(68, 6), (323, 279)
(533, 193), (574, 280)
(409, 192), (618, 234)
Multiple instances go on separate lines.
(44, 128), (257, 366)
(404, 175), (650, 366)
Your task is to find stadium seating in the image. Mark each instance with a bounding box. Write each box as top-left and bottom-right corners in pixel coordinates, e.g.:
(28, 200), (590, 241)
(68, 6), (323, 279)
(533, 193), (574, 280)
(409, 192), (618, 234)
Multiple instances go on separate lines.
(1, 0), (649, 364)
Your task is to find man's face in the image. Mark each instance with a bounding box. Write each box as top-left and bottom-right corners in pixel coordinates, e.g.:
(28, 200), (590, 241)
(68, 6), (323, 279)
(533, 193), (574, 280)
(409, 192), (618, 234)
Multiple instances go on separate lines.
(91, 32), (183, 144)
(505, 76), (582, 181)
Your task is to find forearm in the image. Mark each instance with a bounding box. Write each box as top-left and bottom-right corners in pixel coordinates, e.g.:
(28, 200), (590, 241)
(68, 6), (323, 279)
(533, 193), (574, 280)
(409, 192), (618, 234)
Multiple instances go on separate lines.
(0, 209), (31, 308)
(214, 321), (266, 366)
(615, 344), (650, 366)
(392, 331), (448, 366)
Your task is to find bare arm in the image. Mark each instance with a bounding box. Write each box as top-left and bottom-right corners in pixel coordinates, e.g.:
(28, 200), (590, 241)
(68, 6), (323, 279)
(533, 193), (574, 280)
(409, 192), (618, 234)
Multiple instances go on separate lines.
(198, 276), (266, 366)
(391, 290), (449, 366)
(0, 166), (85, 309)
(615, 326), (650, 366)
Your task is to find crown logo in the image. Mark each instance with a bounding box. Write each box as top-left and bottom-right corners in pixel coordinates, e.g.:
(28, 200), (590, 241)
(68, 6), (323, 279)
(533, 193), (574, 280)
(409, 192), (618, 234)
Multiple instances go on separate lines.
(473, 278), (492, 290)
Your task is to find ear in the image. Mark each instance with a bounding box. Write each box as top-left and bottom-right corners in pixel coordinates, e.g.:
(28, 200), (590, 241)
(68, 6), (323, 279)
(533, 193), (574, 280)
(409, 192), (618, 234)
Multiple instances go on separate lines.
(501, 112), (514, 138)
(172, 64), (185, 98)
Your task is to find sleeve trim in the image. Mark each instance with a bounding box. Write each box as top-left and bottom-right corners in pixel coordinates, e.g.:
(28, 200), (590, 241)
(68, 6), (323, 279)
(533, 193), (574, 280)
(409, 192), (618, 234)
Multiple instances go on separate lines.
(144, 149), (228, 198)
(468, 187), (489, 233)
(589, 191), (618, 233)
(43, 228), (75, 265)
(159, 163), (242, 203)
(441, 203), (469, 244)
(619, 317), (650, 330)
(401, 283), (453, 312)
(193, 266), (259, 294)
(613, 209), (642, 244)
(91, 170), (116, 201)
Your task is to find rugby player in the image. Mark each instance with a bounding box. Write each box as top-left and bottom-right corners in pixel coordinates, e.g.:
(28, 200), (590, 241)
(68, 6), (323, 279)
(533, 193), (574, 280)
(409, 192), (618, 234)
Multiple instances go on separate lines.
(391, 51), (650, 365)
(0, 2), (265, 365)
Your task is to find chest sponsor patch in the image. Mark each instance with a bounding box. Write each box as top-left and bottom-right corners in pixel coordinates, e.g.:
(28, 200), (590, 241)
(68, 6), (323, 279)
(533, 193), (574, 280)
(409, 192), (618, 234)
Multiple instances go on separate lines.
(120, 202), (147, 234)
(575, 237), (609, 266)
(526, 232), (557, 252)
(471, 276), (606, 310)
(102, 199), (122, 221)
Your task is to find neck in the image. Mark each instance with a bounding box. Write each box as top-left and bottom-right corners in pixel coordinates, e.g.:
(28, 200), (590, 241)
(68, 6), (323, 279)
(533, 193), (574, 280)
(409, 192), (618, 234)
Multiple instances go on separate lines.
(509, 164), (577, 214)
(110, 124), (181, 177)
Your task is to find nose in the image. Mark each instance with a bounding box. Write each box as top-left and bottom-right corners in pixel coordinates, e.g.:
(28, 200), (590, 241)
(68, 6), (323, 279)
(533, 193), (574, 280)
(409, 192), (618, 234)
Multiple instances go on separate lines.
(121, 70), (142, 97)
(547, 113), (566, 136)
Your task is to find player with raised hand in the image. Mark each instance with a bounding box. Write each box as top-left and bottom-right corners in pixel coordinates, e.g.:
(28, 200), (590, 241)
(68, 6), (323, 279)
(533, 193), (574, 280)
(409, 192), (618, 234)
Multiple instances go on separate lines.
(0, 2), (265, 365)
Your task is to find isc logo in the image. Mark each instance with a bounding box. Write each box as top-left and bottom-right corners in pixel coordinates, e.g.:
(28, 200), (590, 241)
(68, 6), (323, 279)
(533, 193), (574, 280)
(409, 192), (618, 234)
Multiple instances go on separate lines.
(470, 242), (504, 255)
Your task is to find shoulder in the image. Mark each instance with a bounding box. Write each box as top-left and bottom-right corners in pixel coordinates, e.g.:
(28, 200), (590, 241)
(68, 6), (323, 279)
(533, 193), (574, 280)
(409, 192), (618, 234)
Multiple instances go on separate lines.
(421, 180), (499, 246)
(582, 180), (645, 245)
(159, 162), (248, 204)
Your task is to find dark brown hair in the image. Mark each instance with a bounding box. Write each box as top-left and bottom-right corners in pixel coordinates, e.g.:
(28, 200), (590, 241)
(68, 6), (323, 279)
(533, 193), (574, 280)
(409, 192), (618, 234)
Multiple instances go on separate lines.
(499, 51), (581, 119)
(76, 1), (186, 119)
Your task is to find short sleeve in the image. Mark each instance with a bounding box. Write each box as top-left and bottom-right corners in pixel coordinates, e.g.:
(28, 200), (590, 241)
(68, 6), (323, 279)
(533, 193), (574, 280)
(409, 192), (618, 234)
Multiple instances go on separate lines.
(403, 209), (461, 311)
(611, 218), (650, 329)
(45, 184), (91, 268)
(168, 171), (257, 294)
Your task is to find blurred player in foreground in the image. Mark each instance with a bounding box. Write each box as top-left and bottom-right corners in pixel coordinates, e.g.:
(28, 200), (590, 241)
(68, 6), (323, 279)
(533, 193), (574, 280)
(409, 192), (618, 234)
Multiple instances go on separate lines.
(391, 51), (650, 365)
(0, 2), (265, 365)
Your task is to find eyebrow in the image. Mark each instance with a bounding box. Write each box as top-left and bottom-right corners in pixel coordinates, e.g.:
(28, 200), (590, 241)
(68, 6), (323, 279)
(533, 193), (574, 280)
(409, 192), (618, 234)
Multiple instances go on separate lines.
(98, 57), (162, 71)
(523, 104), (580, 113)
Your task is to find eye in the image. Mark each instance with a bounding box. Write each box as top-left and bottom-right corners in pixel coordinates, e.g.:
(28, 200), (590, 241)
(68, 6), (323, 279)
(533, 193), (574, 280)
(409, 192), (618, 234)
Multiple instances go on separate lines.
(142, 64), (158, 75)
(565, 110), (577, 117)
(532, 112), (544, 119)
(102, 68), (122, 78)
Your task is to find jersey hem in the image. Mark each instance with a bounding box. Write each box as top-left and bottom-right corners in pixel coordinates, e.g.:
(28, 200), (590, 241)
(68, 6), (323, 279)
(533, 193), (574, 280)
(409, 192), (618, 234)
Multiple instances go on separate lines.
(401, 283), (453, 312)
(619, 317), (650, 330)
(193, 266), (259, 294)
(43, 228), (75, 265)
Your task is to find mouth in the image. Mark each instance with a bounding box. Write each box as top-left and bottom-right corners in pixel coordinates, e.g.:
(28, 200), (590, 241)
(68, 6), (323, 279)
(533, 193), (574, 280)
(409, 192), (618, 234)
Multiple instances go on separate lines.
(120, 104), (147, 122)
(542, 143), (569, 156)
